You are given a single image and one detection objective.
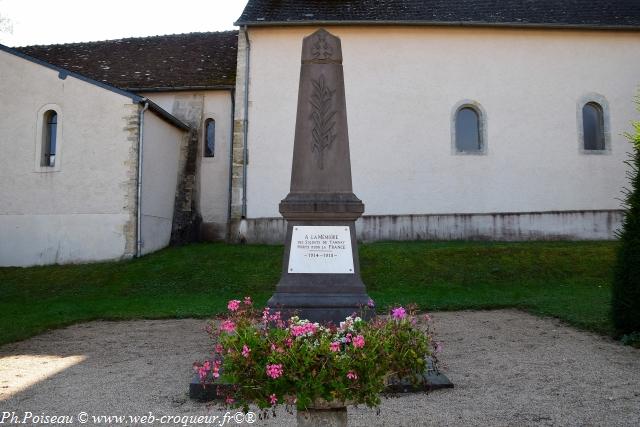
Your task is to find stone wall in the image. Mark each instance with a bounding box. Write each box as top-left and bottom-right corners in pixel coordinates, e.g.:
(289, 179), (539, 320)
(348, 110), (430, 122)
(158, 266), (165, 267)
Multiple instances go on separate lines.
(233, 26), (639, 231)
(139, 111), (187, 254)
(0, 49), (139, 266)
(122, 104), (141, 259)
(171, 128), (201, 245)
(230, 210), (624, 244)
(230, 28), (249, 223)
(142, 90), (234, 242)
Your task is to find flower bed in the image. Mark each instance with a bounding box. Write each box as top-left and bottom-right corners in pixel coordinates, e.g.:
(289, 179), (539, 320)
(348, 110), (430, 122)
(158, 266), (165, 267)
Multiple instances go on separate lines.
(194, 297), (438, 414)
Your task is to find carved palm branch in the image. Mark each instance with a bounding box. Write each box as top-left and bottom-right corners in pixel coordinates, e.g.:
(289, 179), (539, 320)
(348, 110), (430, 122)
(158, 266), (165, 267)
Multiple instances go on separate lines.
(310, 75), (337, 169)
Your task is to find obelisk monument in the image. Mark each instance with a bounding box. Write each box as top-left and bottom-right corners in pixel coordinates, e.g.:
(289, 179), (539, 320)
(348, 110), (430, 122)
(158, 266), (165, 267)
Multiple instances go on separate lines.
(268, 29), (371, 324)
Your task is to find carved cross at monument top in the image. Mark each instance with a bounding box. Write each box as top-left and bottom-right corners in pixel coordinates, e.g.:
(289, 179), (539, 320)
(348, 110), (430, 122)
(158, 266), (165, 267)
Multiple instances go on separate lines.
(302, 29), (343, 64)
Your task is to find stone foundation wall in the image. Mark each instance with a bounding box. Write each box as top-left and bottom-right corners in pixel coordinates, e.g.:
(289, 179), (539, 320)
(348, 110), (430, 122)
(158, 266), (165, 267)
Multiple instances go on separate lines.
(230, 28), (248, 222)
(122, 104), (141, 259)
(170, 128), (201, 245)
(229, 210), (623, 244)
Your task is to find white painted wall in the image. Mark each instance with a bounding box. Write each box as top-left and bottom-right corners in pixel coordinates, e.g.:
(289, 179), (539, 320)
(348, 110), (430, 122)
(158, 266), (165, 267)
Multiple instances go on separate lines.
(143, 90), (233, 238)
(139, 111), (185, 255)
(243, 26), (640, 219)
(0, 49), (138, 266)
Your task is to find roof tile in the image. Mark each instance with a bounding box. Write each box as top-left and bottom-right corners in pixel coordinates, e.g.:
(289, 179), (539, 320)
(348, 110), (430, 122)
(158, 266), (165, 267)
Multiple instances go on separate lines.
(236, 0), (640, 29)
(16, 31), (238, 91)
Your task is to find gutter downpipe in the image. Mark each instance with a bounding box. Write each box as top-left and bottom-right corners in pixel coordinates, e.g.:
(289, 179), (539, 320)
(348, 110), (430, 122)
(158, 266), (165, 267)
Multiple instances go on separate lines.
(136, 101), (149, 257)
(241, 26), (250, 219)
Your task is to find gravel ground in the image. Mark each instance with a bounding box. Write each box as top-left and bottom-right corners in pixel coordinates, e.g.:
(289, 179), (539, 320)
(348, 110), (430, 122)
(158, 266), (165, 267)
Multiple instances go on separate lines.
(1, 310), (639, 426)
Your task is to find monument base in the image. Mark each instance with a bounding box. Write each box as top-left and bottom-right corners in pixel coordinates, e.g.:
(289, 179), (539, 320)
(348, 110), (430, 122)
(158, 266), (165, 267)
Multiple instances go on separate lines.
(386, 357), (454, 393)
(267, 292), (372, 324)
(269, 221), (371, 325)
(188, 358), (453, 401)
(188, 374), (233, 401)
(297, 407), (347, 427)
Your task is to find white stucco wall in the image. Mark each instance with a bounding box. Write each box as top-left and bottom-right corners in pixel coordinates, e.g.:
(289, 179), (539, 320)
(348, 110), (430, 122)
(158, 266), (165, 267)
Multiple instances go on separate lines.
(139, 111), (185, 255)
(142, 90), (233, 239)
(0, 49), (139, 266)
(243, 26), (640, 219)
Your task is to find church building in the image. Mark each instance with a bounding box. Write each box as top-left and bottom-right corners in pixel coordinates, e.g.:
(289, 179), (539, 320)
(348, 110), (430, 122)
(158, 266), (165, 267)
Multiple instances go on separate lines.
(1, 0), (639, 266)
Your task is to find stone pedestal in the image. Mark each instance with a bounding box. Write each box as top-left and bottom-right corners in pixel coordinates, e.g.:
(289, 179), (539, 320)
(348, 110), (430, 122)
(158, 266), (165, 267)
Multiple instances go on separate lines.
(267, 29), (371, 324)
(297, 407), (347, 427)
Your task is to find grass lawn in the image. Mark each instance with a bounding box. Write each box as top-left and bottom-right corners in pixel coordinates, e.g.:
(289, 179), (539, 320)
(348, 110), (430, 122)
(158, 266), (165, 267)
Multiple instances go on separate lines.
(0, 241), (616, 346)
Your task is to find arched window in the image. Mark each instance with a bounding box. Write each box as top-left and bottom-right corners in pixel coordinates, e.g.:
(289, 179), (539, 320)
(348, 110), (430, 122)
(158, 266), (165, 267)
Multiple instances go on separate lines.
(204, 118), (215, 157)
(456, 107), (480, 152)
(582, 102), (605, 151)
(452, 102), (486, 154)
(42, 110), (57, 167)
(577, 94), (610, 154)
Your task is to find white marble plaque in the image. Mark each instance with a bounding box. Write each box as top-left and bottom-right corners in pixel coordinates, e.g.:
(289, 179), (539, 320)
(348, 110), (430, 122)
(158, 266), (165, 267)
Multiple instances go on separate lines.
(288, 226), (354, 274)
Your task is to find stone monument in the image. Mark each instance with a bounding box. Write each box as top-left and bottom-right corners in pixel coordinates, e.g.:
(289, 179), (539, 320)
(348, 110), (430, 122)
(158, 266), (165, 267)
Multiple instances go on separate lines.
(267, 29), (371, 324)
(189, 29), (452, 403)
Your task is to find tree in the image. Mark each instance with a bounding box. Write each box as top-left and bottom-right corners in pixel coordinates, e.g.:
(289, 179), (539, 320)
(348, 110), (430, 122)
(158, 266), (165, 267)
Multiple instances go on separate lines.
(612, 94), (640, 338)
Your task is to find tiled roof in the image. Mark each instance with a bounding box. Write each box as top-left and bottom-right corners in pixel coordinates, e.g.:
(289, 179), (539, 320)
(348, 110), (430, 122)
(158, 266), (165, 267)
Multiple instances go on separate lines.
(15, 31), (238, 91)
(236, 0), (640, 29)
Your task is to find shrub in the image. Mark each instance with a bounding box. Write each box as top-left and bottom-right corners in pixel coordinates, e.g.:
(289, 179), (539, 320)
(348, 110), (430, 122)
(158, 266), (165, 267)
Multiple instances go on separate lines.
(612, 95), (640, 336)
(194, 297), (437, 415)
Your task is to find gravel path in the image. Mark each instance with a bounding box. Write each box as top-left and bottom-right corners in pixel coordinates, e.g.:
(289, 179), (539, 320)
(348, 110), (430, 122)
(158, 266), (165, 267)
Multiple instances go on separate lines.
(1, 310), (639, 426)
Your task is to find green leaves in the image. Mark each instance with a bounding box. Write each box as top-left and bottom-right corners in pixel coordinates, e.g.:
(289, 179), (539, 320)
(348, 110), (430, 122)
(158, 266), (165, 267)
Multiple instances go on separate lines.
(207, 304), (433, 412)
(612, 95), (640, 336)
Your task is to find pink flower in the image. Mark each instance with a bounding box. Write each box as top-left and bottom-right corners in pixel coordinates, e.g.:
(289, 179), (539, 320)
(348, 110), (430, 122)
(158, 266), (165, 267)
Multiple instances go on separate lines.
(352, 335), (365, 348)
(225, 396), (235, 404)
(227, 300), (241, 312)
(367, 298), (375, 308)
(269, 394), (278, 405)
(290, 322), (318, 337)
(242, 345), (251, 358)
(215, 344), (224, 354)
(212, 360), (221, 378)
(434, 341), (443, 353)
(269, 311), (285, 328)
(270, 311), (281, 321)
(391, 307), (406, 320)
(266, 364), (283, 379)
(196, 361), (211, 380)
(423, 314), (432, 322)
(220, 320), (236, 333)
(284, 338), (293, 348)
(330, 342), (340, 352)
(243, 296), (252, 306)
(346, 370), (358, 380)
(344, 333), (352, 343)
